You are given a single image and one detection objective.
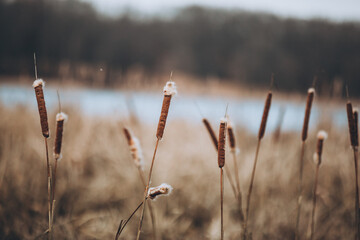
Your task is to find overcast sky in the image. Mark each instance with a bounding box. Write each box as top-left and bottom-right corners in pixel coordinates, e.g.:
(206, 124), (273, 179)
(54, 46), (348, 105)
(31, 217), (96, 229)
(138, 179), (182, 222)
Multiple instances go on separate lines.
(81, 0), (360, 22)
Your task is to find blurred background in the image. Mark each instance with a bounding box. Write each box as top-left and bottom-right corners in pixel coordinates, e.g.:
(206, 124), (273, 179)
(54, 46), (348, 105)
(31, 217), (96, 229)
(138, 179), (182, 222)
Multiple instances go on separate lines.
(1, 0), (360, 239)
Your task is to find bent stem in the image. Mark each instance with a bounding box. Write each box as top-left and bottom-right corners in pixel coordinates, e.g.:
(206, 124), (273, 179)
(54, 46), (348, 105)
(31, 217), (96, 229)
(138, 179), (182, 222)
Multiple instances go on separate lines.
(116, 200), (145, 240)
(295, 141), (306, 240)
(243, 140), (261, 240)
(136, 138), (160, 240)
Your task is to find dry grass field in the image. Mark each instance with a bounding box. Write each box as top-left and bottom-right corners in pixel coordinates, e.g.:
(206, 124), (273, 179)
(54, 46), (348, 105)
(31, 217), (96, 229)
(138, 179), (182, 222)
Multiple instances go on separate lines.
(0, 83), (358, 240)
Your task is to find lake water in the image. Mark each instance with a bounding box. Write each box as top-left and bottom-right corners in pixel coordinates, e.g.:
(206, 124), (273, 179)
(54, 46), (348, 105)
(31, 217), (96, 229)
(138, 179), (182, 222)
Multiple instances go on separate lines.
(0, 84), (347, 134)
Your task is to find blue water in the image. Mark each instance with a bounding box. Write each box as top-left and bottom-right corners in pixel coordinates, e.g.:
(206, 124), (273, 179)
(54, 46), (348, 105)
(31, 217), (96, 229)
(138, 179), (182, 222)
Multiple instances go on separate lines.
(0, 84), (347, 134)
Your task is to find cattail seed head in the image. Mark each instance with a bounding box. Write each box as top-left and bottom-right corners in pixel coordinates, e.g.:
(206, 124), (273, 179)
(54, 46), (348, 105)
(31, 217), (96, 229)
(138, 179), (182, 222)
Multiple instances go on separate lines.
(218, 118), (227, 168)
(123, 127), (144, 170)
(346, 101), (357, 147)
(314, 130), (327, 165)
(148, 183), (173, 200)
(258, 91), (272, 140)
(227, 117), (236, 152)
(353, 108), (359, 147)
(54, 112), (68, 161)
(156, 81), (177, 140)
(33, 79), (49, 138)
(202, 118), (219, 150)
(302, 88), (315, 141)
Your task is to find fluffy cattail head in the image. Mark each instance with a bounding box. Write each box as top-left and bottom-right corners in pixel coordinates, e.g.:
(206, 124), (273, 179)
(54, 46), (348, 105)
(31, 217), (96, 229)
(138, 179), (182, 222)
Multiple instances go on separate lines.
(302, 88), (315, 141)
(33, 79), (49, 138)
(148, 183), (173, 200)
(353, 108), (359, 147)
(156, 81), (177, 139)
(218, 118), (227, 168)
(54, 112), (68, 161)
(202, 118), (218, 150)
(163, 81), (177, 96)
(226, 117), (236, 151)
(123, 127), (144, 170)
(314, 130), (327, 165)
(258, 91), (272, 140)
(346, 101), (357, 147)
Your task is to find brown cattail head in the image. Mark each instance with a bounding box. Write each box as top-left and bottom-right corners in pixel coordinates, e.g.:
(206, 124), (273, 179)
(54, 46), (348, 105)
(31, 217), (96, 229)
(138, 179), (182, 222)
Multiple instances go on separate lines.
(353, 108), (359, 147)
(156, 81), (177, 140)
(258, 91), (272, 140)
(346, 101), (357, 147)
(202, 118), (219, 150)
(218, 118), (227, 168)
(33, 79), (49, 138)
(123, 127), (144, 170)
(148, 183), (173, 200)
(227, 117), (236, 152)
(314, 130), (327, 165)
(302, 88), (315, 141)
(54, 112), (68, 161)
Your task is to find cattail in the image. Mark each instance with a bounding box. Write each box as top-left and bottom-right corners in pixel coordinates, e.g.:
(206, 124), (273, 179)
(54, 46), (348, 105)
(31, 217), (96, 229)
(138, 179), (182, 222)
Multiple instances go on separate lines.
(123, 127), (144, 170)
(33, 79), (49, 138)
(203, 118), (219, 150)
(147, 183), (173, 200)
(227, 118), (236, 152)
(258, 91), (272, 140)
(156, 81), (177, 140)
(354, 108), (359, 147)
(313, 131), (327, 165)
(347, 101), (357, 147)
(218, 118), (227, 168)
(302, 88), (315, 141)
(54, 112), (68, 161)
(310, 130), (327, 240)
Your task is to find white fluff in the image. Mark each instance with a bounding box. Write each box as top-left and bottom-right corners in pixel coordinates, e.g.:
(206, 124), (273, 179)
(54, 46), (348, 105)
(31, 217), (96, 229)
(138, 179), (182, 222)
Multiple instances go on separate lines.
(148, 183), (173, 200)
(130, 137), (144, 170)
(308, 88), (315, 94)
(317, 130), (328, 140)
(163, 81), (177, 96)
(220, 117), (227, 124)
(32, 79), (45, 88)
(56, 112), (68, 122)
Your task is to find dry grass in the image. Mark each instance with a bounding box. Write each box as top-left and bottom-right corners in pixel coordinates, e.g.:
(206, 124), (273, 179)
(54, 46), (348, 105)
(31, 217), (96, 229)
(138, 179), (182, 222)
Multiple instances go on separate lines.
(0, 98), (357, 239)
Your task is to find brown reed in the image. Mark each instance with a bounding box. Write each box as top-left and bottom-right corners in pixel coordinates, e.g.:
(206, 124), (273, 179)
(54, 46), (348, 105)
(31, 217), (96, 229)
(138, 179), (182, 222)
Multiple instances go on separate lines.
(218, 118), (227, 240)
(33, 76), (52, 239)
(295, 88), (315, 240)
(347, 101), (360, 240)
(243, 90), (272, 240)
(136, 79), (176, 240)
(354, 108), (359, 147)
(310, 131), (327, 240)
(203, 118), (219, 149)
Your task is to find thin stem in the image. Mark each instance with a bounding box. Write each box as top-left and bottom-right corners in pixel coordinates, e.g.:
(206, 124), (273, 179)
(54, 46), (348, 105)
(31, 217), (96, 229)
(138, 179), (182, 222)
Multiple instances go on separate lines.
(224, 165), (237, 199)
(220, 167), (224, 240)
(295, 141), (306, 240)
(116, 201), (145, 240)
(310, 163), (320, 240)
(52, 160), (58, 203)
(138, 168), (157, 240)
(353, 147), (359, 240)
(232, 151), (245, 223)
(243, 140), (262, 240)
(136, 138), (160, 240)
(44, 138), (52, 240)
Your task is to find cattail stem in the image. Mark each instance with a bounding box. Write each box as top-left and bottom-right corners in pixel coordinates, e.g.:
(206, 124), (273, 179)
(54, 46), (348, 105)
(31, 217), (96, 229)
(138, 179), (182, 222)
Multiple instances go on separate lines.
(136, 138), (160, 240)
(310, 162), (320, 240)
(44, 138), (52, 240)
(137, 168), (157, 240)
(295, 141), (306, 240)
(243, 140), (261, 240)
(116, 200), (145, 240)
(224, 165), (237, 198)
(220, 167), (224, 240)
(232, 151), (245, 222)
(353, 146), (360, 240)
